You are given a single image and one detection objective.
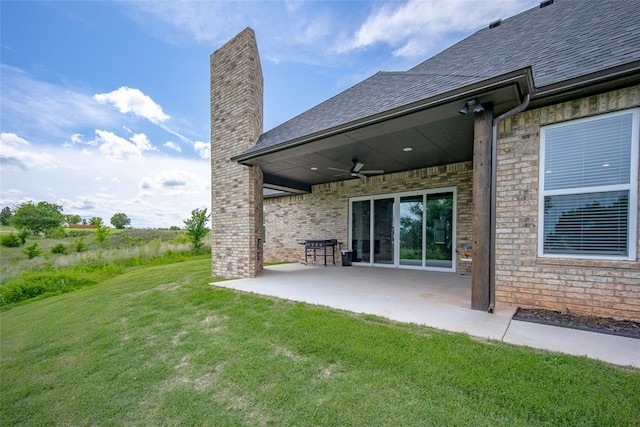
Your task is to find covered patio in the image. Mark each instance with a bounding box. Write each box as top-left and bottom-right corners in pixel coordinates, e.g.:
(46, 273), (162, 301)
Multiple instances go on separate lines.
(214, 262), (515, 340)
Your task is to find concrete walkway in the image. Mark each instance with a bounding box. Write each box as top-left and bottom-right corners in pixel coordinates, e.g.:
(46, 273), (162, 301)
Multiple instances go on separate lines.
(212, 263), (640, 368)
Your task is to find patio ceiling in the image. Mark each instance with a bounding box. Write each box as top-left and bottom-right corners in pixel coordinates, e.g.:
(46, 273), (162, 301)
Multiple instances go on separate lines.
(239, 77), (528, 194)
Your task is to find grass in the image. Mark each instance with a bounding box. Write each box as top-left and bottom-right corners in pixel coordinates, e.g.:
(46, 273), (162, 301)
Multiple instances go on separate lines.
(1, 258), (639, 426)
(0, 228), (202, 284)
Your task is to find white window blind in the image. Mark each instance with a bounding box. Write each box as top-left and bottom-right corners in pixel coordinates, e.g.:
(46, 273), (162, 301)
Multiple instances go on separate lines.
(539, 109), (638, 259)
(543, 114), (632, 190)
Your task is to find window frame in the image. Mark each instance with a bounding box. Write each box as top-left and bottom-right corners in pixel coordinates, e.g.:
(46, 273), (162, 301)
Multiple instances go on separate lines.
(537, 108), (639, 261)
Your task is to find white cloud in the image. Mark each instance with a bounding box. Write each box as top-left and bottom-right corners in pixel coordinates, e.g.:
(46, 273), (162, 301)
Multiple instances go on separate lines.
(123, 2), (349, 66)
(0, 65), (118, 139)
(164, 141), (182, 152)
(194, 141), (210, 159)
(337, 0), (538, 58)
(0, 144), (210, 228)
(59, 196), (97, 210)
(139, 177), (153, 190)
(130, 132), (156, 152)
(1, 132), (28, 146)
(137, 169), (205, 193)
(124, 1), (247, 44)
(94, 130), (157, 160)
(0, 132), (57, 171)
(94, 87), (170, 124)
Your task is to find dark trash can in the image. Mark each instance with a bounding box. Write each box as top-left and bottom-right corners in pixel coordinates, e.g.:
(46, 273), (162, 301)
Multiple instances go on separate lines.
(341, 250), (352, 266)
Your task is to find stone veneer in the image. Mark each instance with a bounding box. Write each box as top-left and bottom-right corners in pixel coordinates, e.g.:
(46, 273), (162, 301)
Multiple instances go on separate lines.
(210, 28), (264, 278)
(263, 162), (473, 268)
(495, 85), (640, 321)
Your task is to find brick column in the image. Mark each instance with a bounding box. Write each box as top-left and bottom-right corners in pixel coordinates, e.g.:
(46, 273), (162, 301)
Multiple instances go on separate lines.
(210, 28), (264, 278)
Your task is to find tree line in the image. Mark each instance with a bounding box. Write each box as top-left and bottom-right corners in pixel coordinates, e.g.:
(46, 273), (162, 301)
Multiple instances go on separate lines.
(0, 202), (131, 232)
(1, 201), (210, 255)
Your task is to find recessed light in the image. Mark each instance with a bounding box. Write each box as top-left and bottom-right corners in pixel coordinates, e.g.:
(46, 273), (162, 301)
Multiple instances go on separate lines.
(602, 163), (610, 167)
(403, 147), (413, 152)
(310, 167), (318, 171)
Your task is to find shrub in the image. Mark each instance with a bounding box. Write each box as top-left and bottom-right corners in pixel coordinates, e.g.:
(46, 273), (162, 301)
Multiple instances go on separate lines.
(51, 243), (68, 255)
(184, 208), (210, 254)
(74, 238), (87, 253)
(17, 230), (29, 244)
(1, 233), (22, 248)
(170, 234), (189, 245)
(45, 226), (67, 239)
(0, 272), (96, 306)
(95, 225), (110, 243)
(23, 242), (42, 259)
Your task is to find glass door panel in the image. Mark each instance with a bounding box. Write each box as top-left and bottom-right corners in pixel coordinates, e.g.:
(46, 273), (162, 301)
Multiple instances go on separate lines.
(373, 198), (395, 264)
(425, 192), (453, 268)
(400, 195), (423, 266)
(351, 200), (371, 263)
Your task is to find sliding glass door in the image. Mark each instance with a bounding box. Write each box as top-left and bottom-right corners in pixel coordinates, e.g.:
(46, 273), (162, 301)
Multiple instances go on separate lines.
(400, 195), (423, 266)
(425, 192), (453, 269)
(351, 200), (371, 263)
(373, 198), (395, 264)
(350, 188), (456, 271)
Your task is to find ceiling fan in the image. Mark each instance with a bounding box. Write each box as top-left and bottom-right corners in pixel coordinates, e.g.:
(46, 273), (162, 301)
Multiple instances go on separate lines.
(328, 158), (384, 179)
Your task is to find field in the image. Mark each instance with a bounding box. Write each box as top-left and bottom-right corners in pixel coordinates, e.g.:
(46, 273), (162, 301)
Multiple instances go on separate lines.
(0, 226), (204, 307)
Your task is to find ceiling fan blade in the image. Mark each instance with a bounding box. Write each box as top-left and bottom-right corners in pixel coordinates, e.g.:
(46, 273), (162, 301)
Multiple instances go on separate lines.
(353, 162), (365, 172)
(361, 169), (384, 174)
(356, 173), (368, 179)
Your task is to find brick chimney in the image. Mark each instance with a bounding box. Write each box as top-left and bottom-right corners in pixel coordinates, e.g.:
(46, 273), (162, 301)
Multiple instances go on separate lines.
(210, 28), (264, 278)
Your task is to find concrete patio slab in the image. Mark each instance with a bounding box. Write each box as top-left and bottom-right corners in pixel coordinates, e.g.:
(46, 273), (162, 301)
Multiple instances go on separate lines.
(212, 263), (639, 368)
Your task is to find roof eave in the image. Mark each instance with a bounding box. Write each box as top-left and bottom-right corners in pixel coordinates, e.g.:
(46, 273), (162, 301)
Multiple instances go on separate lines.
(531, 60), (640, 105)
(232, 67), (535, 164)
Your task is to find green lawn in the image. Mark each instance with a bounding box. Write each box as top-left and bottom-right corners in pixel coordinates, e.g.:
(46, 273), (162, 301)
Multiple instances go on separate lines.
(1, 258), (639, 426)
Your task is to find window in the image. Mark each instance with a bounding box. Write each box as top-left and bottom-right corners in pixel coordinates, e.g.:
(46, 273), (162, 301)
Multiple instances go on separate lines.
(538, 109), (639, 260)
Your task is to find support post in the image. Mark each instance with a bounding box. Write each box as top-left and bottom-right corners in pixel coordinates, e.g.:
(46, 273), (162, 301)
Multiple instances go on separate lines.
(471, 105), (493, 310)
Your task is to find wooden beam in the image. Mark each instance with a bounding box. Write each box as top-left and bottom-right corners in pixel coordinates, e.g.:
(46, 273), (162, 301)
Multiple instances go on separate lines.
(472, 105), (493, 310)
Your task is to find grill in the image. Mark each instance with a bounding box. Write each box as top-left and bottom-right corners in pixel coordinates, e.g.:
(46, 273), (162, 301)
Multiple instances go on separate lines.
(304, 239), (338, 266)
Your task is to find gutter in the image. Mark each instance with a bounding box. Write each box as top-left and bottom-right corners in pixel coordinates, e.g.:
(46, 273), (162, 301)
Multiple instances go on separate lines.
(531, 60), (640, 101)
(488, 93), (530, 313)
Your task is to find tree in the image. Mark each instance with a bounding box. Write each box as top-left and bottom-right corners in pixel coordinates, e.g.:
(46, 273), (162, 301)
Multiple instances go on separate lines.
(89, 217), (103, 227)
(184, 208), (210, 254)
(110, 213), (131, 229)
(11, 201), (64, 234)
(95, 221), (110, 243)
(0, 206), (12, 226)
(63, 214), (82, 226)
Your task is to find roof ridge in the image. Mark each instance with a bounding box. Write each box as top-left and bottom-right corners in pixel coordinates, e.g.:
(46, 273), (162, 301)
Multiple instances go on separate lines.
(376, 71), (489, 79)
(406, 72), (492, 79)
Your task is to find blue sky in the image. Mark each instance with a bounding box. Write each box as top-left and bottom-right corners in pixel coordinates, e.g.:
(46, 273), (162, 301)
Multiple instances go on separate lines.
(1, 0), (537, 228)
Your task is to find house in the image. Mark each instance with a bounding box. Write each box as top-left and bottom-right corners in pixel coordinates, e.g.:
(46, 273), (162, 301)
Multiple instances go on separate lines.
(210, 0), (640, 321)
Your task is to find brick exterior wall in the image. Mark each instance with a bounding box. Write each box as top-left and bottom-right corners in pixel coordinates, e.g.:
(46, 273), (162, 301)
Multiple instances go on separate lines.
(495, 85), (640, 321)
(210, 28), (264, 278)
(264, 162), (473, 267)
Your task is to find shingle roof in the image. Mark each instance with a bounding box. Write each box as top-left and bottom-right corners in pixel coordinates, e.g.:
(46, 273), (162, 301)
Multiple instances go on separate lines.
(407, 0), (640, 86)
(248, 0), (640, 154)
